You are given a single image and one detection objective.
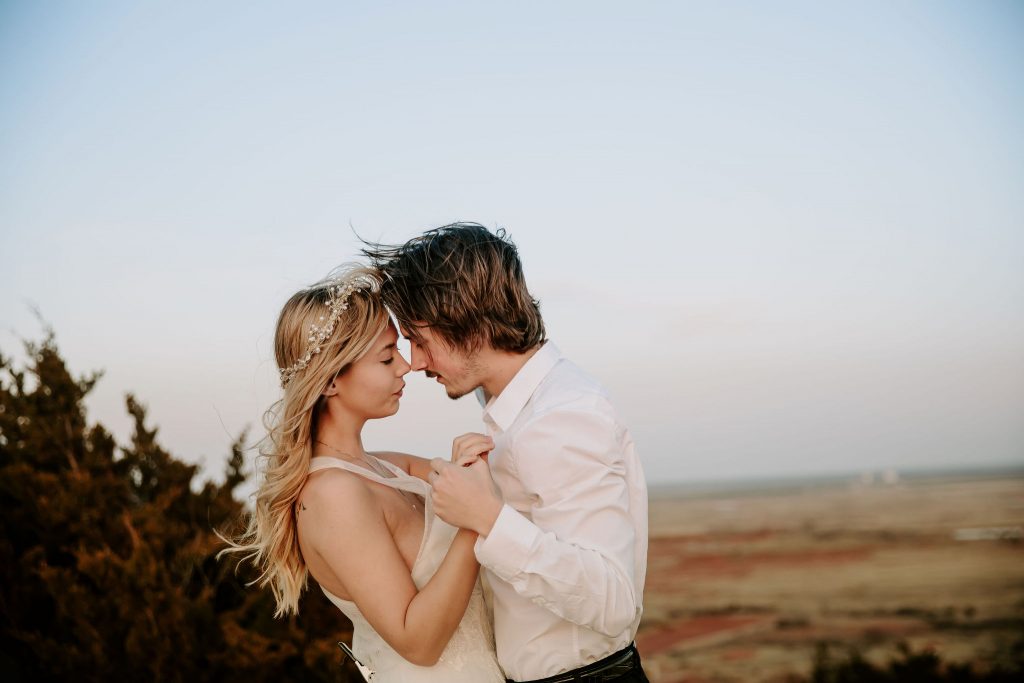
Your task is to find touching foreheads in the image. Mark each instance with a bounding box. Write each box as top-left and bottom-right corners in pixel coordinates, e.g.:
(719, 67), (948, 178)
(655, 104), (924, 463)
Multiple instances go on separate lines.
(362, 222), (545, 355)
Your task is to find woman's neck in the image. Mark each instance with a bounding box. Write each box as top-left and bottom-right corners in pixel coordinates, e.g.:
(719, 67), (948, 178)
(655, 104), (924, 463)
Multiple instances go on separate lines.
(314, 404), (366, 461)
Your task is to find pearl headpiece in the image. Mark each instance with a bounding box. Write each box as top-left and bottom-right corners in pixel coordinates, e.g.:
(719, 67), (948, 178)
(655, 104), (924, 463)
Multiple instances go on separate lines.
(279, 275), (370, 388)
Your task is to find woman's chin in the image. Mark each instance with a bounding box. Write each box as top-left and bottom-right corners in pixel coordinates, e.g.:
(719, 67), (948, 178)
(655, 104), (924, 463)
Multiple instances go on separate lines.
(378, 402), (401, 418)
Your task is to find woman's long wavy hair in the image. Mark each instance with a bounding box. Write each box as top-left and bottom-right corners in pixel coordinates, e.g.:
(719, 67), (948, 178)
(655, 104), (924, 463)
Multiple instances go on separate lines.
(220, 264), (389, 617)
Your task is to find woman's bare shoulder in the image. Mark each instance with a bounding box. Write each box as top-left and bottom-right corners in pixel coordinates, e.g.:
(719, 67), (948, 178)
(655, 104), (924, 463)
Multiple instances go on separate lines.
(299, 468), (380, 522)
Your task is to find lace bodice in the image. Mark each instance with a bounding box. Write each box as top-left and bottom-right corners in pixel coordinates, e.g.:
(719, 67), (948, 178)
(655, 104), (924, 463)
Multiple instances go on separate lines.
(310, 456), (503, 682)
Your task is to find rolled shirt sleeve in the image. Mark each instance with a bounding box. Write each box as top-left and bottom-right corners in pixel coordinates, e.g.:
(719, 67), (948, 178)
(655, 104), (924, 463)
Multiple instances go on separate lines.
(475, 405), (640, 638)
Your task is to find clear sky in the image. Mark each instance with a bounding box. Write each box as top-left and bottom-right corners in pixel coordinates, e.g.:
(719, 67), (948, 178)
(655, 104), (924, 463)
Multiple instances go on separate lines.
(2, 1), (1022, 487)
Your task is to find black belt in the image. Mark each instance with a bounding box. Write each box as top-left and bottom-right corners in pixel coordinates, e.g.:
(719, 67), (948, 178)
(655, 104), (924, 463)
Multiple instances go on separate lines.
(508, 643), (641, 683)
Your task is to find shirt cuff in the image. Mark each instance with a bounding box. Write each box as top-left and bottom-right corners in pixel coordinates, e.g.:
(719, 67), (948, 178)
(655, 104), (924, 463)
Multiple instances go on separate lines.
(474, 504), (539, 580)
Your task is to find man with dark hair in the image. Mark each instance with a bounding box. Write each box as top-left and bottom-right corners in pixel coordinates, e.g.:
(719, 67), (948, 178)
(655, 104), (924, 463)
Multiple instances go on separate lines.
(365, 223), (649, 683)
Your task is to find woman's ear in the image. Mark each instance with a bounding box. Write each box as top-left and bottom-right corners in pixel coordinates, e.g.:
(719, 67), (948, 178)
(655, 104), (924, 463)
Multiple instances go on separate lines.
(322, 365), (346, 398)
(322, 379), (339, 398)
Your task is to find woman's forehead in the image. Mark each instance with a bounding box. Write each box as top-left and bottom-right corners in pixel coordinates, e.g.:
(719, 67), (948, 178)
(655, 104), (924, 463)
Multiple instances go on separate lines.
(377, 321), (399, 346)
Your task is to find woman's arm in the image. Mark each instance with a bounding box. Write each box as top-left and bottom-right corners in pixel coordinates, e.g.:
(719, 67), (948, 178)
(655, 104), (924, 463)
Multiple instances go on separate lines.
(299, 471), (478, 666)
(374, 434), (493, 481)
(372, 450), (433, 481)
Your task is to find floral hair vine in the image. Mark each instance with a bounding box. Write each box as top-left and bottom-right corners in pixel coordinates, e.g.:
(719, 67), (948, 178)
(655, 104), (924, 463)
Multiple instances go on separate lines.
(279, 277), (366, 388)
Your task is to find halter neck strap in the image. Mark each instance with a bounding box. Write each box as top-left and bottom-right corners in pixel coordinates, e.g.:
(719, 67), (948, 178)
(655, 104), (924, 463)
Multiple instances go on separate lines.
(308, 455), (428, 498)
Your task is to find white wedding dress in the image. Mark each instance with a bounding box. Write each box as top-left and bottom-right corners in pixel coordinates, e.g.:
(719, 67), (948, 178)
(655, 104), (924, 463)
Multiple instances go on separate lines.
(310, 456), (505, 683)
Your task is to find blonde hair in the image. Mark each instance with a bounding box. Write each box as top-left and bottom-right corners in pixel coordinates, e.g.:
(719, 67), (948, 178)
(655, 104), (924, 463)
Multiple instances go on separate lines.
(220, 264), (389, 617)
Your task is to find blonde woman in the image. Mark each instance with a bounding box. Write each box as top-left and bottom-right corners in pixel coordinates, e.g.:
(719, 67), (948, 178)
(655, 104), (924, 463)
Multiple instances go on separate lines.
(223, 265), (504, 682)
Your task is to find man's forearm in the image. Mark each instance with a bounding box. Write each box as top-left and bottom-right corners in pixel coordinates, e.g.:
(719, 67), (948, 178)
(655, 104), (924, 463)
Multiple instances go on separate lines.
(477, 504), (639, 637)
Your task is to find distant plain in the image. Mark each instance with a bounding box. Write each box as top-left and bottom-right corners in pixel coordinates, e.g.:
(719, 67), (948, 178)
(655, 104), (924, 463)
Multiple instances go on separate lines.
(638, 471), (1024, 682)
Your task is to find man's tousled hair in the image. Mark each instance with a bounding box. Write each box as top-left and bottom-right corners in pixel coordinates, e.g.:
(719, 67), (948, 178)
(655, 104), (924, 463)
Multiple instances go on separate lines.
(362, 222), (545, 354)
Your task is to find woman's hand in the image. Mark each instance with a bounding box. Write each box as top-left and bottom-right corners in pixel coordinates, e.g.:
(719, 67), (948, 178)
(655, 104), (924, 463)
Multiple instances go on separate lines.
(450, 432), (493, 466)
(430, 457), (503, 536)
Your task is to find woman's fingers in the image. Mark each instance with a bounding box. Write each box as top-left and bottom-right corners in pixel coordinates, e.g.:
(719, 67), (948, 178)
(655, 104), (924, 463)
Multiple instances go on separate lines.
(455, 453), (478, 466)
(451, 433), (494, 463)
(451, 433), (490, 458)
(454, 451), (489, 467)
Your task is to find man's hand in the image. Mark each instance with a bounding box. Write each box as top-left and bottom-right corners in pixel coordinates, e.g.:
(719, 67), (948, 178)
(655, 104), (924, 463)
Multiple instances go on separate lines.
(429, 456), (502, 536)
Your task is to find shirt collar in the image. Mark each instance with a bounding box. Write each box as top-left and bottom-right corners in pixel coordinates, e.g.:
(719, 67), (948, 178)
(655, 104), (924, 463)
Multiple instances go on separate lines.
(482, 341), (561, 432)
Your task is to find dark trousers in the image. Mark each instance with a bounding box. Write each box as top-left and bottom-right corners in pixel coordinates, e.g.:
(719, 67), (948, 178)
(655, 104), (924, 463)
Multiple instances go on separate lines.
(508, 643), (649, 683)
(601, 664), (649, 683)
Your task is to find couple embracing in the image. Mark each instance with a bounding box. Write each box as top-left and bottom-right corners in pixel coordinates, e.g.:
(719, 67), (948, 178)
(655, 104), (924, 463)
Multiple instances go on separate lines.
(226, 224), (649, 683)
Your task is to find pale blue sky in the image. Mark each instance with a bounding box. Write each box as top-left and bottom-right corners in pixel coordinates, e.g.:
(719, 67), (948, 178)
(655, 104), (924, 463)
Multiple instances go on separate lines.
(2, 1), (1022, 486)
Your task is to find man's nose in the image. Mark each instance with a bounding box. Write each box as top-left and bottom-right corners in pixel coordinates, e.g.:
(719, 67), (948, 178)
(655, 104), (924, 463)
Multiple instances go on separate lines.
(409, 345), (428, 372)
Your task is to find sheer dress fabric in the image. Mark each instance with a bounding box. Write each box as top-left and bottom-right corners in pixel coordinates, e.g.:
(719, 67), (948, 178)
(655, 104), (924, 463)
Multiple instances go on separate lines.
(310, 456), (504, 683)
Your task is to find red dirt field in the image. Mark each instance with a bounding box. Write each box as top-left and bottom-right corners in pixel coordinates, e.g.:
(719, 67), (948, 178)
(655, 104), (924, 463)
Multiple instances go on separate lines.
(636, 475), (1024, 682)
(648, 544), (875, 584)
(638, 615), (776, 655)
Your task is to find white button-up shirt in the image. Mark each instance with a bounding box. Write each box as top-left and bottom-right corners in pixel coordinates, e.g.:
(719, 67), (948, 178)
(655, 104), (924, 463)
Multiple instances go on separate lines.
(474, 342), (648, 682)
